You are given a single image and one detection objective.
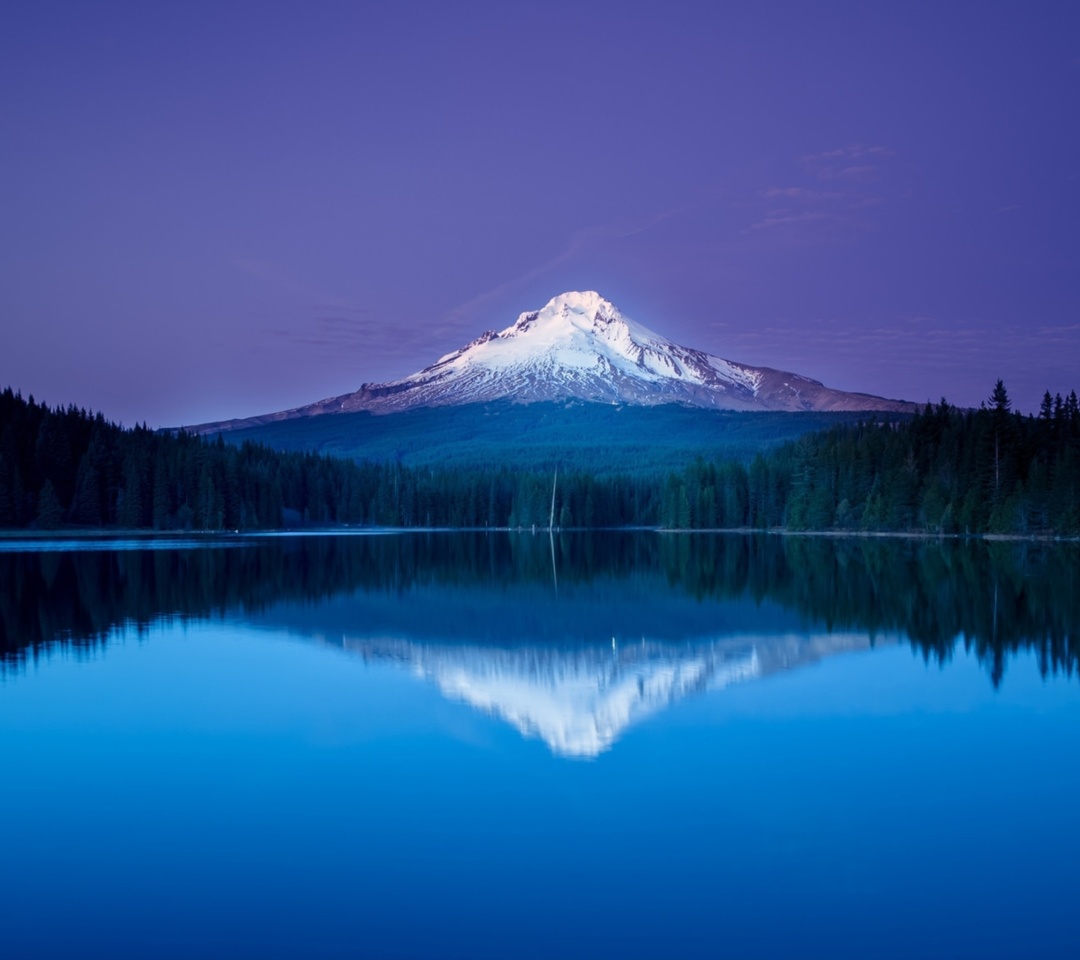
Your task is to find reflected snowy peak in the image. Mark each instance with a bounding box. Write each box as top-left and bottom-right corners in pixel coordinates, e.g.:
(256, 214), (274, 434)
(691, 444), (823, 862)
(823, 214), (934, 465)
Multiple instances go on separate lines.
(340, 633), (881, 757)
(421, 643), (758, 758)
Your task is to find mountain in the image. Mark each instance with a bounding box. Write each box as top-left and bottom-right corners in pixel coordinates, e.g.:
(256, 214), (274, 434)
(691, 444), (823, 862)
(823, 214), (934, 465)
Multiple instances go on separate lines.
(246, 572), (895, 759)
(349, 637), (761, 758)
(330, 633), (890, 758)
(193, 291), (913, 433)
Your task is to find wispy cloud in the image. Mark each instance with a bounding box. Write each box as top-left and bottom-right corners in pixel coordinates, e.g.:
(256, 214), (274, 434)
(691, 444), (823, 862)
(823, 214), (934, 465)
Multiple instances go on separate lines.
(233, 258), (439, 367)
(718, 314), (1071, 367)
(445, 206), (688, 327)
(800, 144), (893, 183)
(801, 144), (895, 164)
(825, 164), (876, 180)
(238, 199), (691, 367)
(750, 211), (828, 231)
(747, 143), (903, 236)
(268, 312), (452, 371)
(760, 186), (843, 201)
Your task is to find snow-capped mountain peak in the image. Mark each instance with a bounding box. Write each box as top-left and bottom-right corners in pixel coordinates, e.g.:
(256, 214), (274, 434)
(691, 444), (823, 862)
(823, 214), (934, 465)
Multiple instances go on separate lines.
(502, 290), (633, 340)
(423, 290), (697, 389)
(343, 290), (914, 414)
(192, 291), (914, 431)
(344, 291), (796, 412)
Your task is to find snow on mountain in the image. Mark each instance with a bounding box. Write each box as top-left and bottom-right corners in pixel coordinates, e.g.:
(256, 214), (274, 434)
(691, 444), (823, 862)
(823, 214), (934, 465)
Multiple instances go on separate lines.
(333, 290), (913, 414)
(421, 643), (759, 758)
(396, 290), (764, 407)
(338, 632), (888, 758)
(195, 291), (913, 432)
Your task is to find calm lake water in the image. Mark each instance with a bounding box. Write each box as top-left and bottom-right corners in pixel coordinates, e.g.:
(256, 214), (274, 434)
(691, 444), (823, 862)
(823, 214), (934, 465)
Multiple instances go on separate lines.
(2, 532), (1078, 959)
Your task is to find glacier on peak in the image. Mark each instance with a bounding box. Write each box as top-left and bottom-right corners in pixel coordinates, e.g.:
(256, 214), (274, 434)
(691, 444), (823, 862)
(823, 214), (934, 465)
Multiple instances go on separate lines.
(362, 290), (778, 411)
(334, 289), (911, 415)
(189, 290), (915, 433)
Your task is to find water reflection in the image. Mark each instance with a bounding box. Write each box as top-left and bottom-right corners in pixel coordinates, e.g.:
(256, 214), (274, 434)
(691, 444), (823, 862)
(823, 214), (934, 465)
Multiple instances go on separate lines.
(4, 533), (1078, 960)
(3, 532), (1077, 702)
(338, 633), (897, 756)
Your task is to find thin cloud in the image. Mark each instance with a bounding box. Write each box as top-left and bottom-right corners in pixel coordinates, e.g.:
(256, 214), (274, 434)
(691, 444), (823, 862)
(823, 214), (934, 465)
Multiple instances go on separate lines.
(801, 144), (895, 163)
(747, 143), (902, 237)
(707, 312), (1076, 411)
(445, 206), (689, 327)
(760, 187), (844, 201)
(801, 144), (893, 183)
(719, 317), (1063, 362)
(235, 260), (412, 361)
(750, 211), (827, 230)
(271, 314), (441, 361)
(827, 164), (877, 180)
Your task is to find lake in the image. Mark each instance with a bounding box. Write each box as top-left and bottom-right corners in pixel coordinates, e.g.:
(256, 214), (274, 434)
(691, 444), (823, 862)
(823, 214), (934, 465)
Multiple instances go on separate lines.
(1, 532), (1078, 959)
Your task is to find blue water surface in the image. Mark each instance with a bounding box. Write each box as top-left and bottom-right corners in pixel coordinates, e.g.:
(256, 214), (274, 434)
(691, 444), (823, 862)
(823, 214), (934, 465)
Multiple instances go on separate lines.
(1, 534), (1077, 959)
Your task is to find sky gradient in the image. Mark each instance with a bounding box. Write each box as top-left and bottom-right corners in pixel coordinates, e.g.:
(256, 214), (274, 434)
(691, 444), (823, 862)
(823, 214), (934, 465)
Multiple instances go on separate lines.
(3, 1), (1078, 425)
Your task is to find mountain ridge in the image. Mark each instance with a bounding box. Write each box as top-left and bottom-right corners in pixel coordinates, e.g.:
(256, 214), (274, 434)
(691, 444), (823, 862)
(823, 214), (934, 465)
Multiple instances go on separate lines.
(188, 292), (915, 433)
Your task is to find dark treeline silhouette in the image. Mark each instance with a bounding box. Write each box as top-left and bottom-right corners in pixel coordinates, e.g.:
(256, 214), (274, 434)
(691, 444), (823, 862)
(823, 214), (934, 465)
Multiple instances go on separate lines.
(2, 532), (1077, 687)
(659, 382), (1080, 534)
(0, 387), (659, 530)
(1, 387), (361, 529)
(2, 381), (1078, 534)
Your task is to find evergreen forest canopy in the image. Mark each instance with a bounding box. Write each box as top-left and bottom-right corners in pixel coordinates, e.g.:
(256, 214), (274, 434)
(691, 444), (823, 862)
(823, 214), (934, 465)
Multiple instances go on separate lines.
(0, 381), (1078, 535)
(204, 399), (873, 476)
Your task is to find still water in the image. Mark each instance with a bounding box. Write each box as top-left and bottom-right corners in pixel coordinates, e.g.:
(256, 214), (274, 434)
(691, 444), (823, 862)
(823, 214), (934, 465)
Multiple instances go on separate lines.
(1, 532), (1078, 959)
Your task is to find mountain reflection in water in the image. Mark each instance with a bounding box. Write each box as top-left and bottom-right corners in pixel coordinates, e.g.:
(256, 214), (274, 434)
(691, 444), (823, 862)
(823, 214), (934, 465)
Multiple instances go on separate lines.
(2, 532), (1077, 755)
(356, 636), (761, 756)
(335, 633), (897, 757)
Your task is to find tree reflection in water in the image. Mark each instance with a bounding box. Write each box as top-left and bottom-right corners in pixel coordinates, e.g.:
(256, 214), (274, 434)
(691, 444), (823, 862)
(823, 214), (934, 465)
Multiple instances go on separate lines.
(2, 532), (1077, 688)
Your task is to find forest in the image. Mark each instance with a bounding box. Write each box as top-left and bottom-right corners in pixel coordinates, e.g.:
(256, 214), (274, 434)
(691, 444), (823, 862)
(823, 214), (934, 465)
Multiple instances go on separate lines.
(209, 397), (871, 475)
(661, 382), (1080, 534)
(1, 381), (1077, 535)
(3, 532), (1078, 686)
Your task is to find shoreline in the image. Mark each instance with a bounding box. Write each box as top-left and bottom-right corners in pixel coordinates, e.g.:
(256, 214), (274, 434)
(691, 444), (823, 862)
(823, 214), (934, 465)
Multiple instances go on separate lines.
(656, 527), (1080, 543)
(1, 526), (1078, 544)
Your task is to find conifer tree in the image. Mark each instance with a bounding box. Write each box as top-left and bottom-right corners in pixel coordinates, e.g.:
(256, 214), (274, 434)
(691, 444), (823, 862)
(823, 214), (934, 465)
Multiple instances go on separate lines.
(36, 479), (63, 529)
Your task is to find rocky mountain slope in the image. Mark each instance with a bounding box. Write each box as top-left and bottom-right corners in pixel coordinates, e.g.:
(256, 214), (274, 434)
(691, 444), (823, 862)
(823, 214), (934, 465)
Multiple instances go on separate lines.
(193, 291), (913, 432)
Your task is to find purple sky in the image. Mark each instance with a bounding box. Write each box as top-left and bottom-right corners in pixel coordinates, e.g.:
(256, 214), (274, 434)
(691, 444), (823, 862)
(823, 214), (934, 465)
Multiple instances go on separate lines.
(3, 1), (1078, 426)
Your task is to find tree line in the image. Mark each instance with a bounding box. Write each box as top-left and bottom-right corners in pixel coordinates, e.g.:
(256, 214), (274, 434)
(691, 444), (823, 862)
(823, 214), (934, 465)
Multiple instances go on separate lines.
(657, 382), (1079, 534)
(4, 532), (1077, 687)
(1, 381), (1078, 534)
(0, 387), (663, 530)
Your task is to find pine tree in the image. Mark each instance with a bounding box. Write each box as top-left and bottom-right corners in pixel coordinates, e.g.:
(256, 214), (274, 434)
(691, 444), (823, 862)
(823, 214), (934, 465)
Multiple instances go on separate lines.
(36, 479), (63, 529)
